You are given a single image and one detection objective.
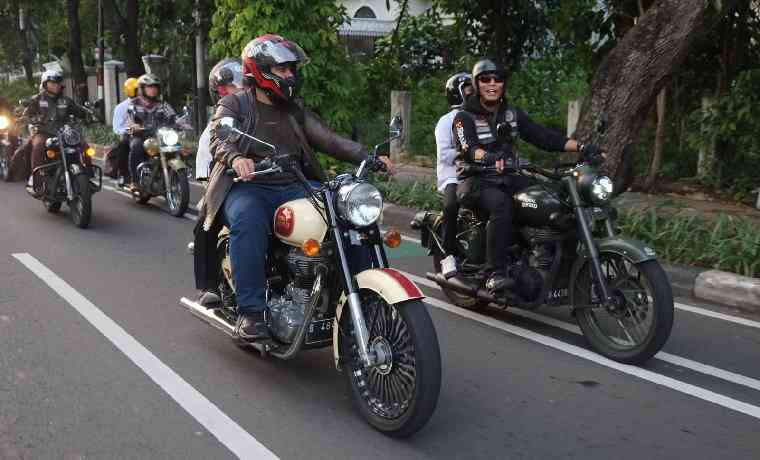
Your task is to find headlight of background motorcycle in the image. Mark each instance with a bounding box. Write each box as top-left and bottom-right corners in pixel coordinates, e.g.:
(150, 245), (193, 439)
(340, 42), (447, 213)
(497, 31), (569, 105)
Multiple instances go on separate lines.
(590, 176), (614, 203)
(158, 127), (179, 146)
(0, 116), (9, 130)
(336, 182), (383, 228)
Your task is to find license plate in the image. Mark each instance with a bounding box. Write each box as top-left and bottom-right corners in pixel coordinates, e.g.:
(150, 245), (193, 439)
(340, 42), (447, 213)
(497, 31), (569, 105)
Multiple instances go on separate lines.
(305, 318), (333, 344)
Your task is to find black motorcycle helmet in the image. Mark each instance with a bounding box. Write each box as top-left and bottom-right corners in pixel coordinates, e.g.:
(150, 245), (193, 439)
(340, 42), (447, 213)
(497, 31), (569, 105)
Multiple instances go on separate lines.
(445, 72), (472, 108)
(208, 58), (244, 104)
(472, 59), (506, 97)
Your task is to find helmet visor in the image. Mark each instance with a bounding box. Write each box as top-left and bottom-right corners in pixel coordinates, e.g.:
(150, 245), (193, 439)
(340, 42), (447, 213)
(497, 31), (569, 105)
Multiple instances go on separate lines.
(218, 61), (244, 88)
(244, 39), (310, 68)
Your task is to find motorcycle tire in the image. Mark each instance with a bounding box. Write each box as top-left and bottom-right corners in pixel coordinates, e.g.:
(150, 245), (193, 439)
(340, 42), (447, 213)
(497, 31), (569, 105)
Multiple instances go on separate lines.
(573, 256), (674, 365)
(45, 200), (62, 213)
(340, 291), (441, 438)
(0, 152), (11, 182)
(69, 174), (92, 229)
(166, 169), (189, 217)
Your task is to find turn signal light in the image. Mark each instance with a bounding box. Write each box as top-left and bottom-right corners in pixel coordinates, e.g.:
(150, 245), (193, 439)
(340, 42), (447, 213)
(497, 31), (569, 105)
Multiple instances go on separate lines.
(85, 147), (96, 157)
(302, 239), (321, 257)
(383, 228), (402, 248)
(46, 149), (57, 159)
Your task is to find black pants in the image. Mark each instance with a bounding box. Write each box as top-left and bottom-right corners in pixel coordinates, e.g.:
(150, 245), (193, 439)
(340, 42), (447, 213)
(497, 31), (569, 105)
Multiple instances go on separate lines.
(117, 135), (131, 181)
(442, 183), (459, 255)
(477, 184), (512, 272)
(129, 136), (146, 184)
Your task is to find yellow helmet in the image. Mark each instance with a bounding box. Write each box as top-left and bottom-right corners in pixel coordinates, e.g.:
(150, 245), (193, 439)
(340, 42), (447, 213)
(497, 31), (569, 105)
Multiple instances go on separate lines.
(123, 77), (139, 98)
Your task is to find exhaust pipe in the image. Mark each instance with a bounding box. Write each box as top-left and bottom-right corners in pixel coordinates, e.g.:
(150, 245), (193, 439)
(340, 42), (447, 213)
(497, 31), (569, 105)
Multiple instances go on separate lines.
(425, 272), (500, 305)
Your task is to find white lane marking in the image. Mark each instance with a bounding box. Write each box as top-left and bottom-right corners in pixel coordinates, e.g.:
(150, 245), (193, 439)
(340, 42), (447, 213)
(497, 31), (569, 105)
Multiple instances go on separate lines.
(403, 272), (760, 394)
(13, 253), (277, 460)
(422, 294), (760, 420)
(674, 302), (760, 330)
(101, 182), (199, 222)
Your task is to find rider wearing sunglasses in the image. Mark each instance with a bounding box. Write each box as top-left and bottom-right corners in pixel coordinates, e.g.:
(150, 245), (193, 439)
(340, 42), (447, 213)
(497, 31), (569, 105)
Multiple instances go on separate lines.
(453, 59), (604, 292)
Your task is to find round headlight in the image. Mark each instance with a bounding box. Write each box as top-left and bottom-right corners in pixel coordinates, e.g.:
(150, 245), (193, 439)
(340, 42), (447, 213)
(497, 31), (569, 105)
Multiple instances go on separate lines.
(143, 138), (160, 156)
(0, 116), (10, 130)
(336, 182), (383, 227)
(591, 176), (614, 203)
(158, 127), (179, 146)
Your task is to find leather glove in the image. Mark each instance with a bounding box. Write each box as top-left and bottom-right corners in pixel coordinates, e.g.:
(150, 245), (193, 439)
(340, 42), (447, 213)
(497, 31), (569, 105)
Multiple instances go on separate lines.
(480, 149), (503, 166)
(579, 143), (605, 166)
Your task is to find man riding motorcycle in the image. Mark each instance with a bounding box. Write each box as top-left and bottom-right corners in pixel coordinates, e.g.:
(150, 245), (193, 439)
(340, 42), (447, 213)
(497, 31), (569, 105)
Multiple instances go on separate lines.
(10, 69), (91, 192)
(435, 72), (473, 278)
(195, 58), (246, 181)
(109, 77), (139, 185)
(195, 34), (394, 341)
(453, 59), (604, 292)
(126, 73), (177, 190)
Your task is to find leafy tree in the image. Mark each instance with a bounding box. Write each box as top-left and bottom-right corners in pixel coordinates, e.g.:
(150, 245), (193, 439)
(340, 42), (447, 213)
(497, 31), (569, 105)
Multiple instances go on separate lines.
(209, 0), (362, 133)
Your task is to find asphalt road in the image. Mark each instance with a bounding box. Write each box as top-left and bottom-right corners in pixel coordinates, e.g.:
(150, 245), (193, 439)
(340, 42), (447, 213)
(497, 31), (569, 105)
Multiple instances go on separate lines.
(2, 175), (760, 460)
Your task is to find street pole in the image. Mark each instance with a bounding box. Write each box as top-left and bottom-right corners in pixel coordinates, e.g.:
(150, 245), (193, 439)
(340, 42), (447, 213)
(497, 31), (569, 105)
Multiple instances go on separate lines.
(97, 0), (105, 119)
(194, 0), (208, 134)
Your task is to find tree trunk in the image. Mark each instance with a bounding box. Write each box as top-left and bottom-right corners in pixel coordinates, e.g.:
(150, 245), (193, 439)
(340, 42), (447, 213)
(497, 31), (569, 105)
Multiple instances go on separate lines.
(124, 0), (143, 77)
(697, 96), (716, 180)
(67, 0), (88, 103)
(644, 87), (667, 191)
(574, 0), (732, 195)
(102, 0), (144, 77)
(13, 1), (34, 86)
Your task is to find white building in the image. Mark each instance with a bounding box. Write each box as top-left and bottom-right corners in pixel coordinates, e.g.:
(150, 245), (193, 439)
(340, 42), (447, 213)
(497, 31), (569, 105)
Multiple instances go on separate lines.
(338, 1), (433, 55)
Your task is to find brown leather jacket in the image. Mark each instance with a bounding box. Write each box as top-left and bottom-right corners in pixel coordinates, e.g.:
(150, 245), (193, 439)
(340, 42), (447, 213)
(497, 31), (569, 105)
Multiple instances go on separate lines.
(199, 89), (367, 231)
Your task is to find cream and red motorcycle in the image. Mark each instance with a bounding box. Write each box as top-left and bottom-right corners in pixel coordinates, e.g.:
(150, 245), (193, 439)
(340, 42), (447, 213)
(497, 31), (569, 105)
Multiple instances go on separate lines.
(181, 116), (441, 437)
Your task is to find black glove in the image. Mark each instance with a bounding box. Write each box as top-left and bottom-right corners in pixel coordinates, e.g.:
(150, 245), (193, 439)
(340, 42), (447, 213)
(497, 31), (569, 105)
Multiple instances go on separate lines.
(480, 149), (503, 166)
(579, 143), (605, 165)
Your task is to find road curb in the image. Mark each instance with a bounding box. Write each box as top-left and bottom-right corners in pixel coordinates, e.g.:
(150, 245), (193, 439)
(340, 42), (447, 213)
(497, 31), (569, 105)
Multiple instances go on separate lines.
(381, 201), (760, 313)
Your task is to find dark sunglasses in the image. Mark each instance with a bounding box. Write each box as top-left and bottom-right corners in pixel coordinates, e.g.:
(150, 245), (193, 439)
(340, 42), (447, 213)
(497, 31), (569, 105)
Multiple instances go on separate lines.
(478, 74), (505, 84)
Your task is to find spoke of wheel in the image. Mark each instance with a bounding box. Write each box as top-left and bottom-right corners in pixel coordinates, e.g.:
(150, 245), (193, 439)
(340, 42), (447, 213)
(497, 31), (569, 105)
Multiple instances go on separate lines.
(616, 318), (636, 344)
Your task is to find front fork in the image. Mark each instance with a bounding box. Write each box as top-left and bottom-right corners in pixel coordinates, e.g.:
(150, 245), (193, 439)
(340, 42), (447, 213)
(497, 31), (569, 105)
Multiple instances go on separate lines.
(325, 189), (377, 367)
(160, 152), (171, 192)
(564, 177), (614, 305)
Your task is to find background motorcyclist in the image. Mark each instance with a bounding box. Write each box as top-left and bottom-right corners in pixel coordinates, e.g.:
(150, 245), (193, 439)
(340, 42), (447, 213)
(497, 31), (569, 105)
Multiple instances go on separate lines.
(196, 58), (246, 181)
(194, 58), (246, 308)
(453, 59), (604, 292)
(436, 72), (473, 278)
(10, 69), (90, 190)
(126, 73), (177, 191)
(109, 77), (139, 185)
(195, 34), (393, 341)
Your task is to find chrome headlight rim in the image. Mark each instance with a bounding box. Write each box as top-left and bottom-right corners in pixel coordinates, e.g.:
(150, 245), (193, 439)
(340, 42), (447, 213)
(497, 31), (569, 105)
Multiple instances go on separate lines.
(336, 182), (383, 228)
(590, 175), (614, 204)
(157, 127), (179, 146)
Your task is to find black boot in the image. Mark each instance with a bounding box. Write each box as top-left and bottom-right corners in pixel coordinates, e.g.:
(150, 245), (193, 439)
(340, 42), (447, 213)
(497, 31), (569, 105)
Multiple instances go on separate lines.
(485, 270), (514, 293)
(197, 289), (221, 307)
(235, 310), (270, 341)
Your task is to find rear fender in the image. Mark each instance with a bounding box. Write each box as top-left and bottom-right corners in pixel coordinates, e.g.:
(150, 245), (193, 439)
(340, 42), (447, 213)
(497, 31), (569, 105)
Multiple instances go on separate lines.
(332, 268), (424, 369)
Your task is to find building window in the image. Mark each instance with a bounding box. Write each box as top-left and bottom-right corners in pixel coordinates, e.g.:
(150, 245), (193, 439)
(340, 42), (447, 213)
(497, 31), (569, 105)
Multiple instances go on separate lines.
(354, 6), (376, 19)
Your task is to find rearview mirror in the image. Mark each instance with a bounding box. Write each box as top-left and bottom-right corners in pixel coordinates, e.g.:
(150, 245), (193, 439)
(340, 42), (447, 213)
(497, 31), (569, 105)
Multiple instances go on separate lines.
(389, 115), (402, 139)
(216, 116), (239, 142)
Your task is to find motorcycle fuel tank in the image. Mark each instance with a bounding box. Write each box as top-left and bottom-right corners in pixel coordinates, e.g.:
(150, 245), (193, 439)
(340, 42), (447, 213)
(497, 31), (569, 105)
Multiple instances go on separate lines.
(274, 198), (328, 247)
(514, 183), (570, 228)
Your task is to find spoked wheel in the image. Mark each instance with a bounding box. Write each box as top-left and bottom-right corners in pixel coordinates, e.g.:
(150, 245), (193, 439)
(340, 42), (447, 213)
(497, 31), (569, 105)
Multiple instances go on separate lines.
(69, 174), (92, 229)
(340, 290), (441, 437)
(166, 169), (189, 217)
(572, 253), (673, 364)
(0, 150), (11, 182)
(432, 246), (488, 311)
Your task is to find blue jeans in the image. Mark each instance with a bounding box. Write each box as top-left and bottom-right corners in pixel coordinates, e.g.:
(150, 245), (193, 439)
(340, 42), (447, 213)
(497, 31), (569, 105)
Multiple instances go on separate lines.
(223, 180), (375, 313)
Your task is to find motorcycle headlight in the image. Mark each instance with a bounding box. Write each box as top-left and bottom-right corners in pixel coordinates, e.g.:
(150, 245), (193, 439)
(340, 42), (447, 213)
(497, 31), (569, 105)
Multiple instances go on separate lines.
(590, 176), (614, 203)
(158, 127), (179, 146)
(336, 182), (383, 228)
(0, 116), (10, 130)
(143, 138), (160, 156)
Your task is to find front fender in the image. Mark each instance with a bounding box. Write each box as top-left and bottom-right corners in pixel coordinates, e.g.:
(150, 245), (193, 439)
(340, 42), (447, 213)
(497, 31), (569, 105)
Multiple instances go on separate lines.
(596, 237), (658, 264)
(332, 268), (424, 369)
(167, 157), (187, 171)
